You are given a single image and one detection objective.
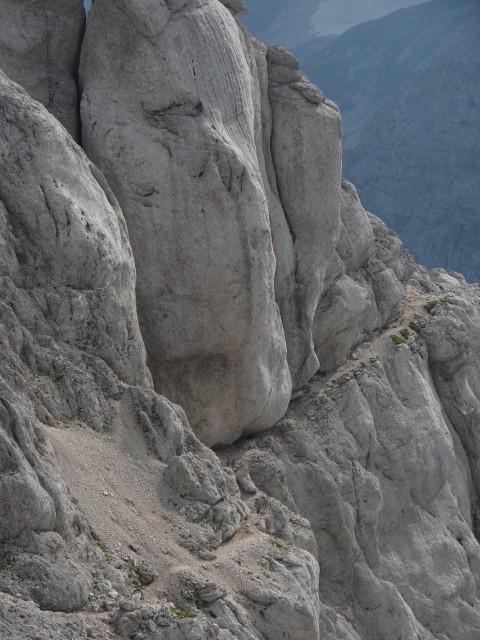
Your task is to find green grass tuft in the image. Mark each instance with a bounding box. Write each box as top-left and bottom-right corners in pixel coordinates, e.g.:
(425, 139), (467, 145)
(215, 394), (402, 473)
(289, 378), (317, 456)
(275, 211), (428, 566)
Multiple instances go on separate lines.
(170, 606), (197, 619)
(270, 537), (289, 552)
(425, 300), (439, 313)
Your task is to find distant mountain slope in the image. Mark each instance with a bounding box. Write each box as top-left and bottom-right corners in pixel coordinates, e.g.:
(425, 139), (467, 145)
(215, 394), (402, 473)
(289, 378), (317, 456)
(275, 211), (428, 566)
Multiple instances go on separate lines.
(310, 0), (429, 36)
(301, 0), (480, 280)
(241, 0), (426, 50)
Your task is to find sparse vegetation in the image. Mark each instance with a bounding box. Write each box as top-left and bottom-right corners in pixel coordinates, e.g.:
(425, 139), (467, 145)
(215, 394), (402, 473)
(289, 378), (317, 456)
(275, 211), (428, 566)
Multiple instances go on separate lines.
(92, 533), (113, 561)
(425, 299), (439, 313)
(170, 606), (197, 619)
(270, 537), (289, 552)
(127, 568), (139, 582)
(390, 334), (405, 345)
(399, 328), (410, 340)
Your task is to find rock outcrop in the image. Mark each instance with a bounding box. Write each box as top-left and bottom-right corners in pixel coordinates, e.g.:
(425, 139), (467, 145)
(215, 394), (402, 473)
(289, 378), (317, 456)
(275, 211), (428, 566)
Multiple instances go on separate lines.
(314, 180), (415, 372)
(79, 0), (342, 446)
(0, 0), (85, 139)
(0, 67), (322, 640)
(0, 68), (150, 613)
(222, 270), (480, 639)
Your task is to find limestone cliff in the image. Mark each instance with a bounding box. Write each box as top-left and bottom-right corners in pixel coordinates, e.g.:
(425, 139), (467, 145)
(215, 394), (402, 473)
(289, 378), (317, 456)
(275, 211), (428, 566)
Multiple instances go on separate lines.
(79, 0), (342, 446)
(1, 2), (480, 639)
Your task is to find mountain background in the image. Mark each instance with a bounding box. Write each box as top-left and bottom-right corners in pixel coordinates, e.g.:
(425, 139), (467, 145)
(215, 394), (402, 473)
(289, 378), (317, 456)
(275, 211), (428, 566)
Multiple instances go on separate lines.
(241, 0), (480, 281)
(241, 0), (429, 48)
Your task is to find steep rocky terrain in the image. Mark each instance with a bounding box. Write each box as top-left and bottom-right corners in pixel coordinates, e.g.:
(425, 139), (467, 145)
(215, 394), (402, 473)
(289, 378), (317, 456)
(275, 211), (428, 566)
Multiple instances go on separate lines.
(1, 1), (480, 639)
(298, 0), (480, 280)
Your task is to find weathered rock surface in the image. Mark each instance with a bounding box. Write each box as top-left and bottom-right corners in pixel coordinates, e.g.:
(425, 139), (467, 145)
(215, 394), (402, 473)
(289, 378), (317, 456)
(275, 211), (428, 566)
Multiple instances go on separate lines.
(266, 43), (342, 387)
(79, 0), (342, 446)
(2, 3), (480, 640)
(0, 0), (85, 138)
(313, 180), (415, 372)
(222, 271), (480, 640)
(0, 593), (89, 639)
(0, 67), (322, 640)
(0, 68), (153, 613)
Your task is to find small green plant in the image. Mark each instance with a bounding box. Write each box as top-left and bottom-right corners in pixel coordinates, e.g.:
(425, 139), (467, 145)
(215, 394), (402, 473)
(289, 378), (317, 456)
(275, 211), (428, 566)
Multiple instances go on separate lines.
(425, 300), (439, 313)
(94, 539), (108, 554)
(62, 418), (83, 429)
(409, 320), (421, 333)
(170, 606), (197, 619)
(92, 535), (113, 561)
(390, 334), (405, 346)
(127, 569), (139, 582)
(399, 328), (410, 340)
(270, 537), (289, 552)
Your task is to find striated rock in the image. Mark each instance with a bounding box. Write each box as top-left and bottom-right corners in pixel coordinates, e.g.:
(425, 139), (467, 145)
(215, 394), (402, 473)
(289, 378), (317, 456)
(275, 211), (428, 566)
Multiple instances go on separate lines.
(0, 0), (85, 138)
(79, 0), (342, 446)
(3, 3), (480, 640)
(79, 0), (292, 447)
(218, 0), (248, 16)
(267, 44), (342, 387)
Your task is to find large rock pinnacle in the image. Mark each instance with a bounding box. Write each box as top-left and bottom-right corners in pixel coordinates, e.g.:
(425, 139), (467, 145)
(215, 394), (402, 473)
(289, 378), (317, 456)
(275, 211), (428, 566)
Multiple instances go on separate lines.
(79, 0), (342, 446)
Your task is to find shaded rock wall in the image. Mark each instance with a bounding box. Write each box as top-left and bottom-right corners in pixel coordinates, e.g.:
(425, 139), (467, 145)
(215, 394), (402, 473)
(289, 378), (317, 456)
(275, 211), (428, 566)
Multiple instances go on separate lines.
(0, 0), (85, 138)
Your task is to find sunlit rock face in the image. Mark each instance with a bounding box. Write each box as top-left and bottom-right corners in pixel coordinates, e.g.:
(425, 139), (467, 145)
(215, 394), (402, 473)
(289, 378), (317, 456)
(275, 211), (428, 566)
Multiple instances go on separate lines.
(79, 0), (342, 446)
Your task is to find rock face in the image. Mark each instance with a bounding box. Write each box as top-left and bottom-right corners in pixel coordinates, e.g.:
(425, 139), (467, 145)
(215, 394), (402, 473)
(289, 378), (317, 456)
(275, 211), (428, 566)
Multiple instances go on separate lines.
(0, 0), (85, 138)
(313, 180), (414, 372)
(222, 270), (480, 640)
(2, 2), (480, 640)
(0, 68), (150, 612)
(79, 0), (342, 446)
(0, 67), (322, 640)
